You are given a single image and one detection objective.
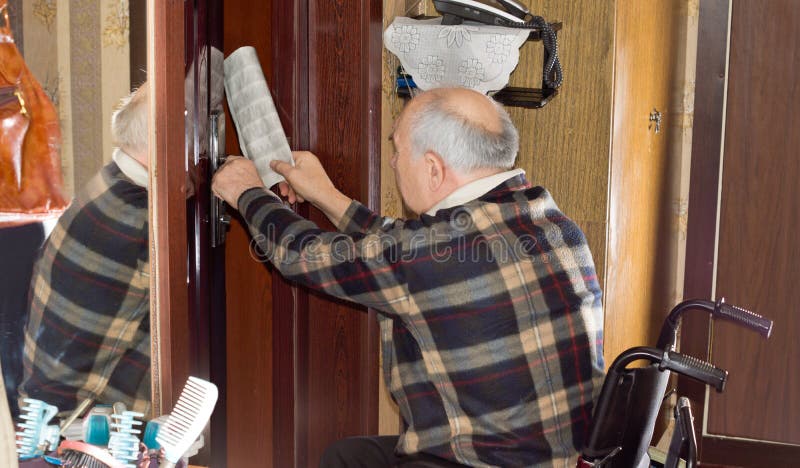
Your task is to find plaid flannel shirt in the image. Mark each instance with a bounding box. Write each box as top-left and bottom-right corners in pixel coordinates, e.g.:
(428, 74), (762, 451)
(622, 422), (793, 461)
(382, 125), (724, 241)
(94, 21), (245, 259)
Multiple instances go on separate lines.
(20, 162), (151, 416)
(240, 173), (604, 467)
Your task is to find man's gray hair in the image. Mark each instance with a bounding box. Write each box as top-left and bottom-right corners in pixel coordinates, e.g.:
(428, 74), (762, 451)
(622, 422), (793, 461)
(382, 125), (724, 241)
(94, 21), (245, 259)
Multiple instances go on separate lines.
(407, 92), (519, 172)
(111, 83), (148, 154)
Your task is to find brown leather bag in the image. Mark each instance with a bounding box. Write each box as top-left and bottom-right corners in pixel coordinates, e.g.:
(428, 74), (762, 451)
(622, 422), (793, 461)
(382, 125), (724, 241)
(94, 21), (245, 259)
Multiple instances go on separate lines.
(0, 1), (68, 226)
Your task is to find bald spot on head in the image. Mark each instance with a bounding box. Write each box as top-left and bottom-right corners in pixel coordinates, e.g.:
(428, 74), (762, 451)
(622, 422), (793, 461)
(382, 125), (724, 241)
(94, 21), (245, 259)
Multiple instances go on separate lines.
(410, 87), (503, 135)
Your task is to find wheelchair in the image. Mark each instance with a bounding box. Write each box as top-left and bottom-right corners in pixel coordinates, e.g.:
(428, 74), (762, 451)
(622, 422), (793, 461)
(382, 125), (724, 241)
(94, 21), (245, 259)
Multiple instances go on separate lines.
(578, 299), (773, 468)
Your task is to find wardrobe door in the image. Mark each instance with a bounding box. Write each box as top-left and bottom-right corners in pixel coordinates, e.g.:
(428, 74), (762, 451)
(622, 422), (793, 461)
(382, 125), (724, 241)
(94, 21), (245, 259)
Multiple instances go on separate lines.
(683, 0), (800, 465)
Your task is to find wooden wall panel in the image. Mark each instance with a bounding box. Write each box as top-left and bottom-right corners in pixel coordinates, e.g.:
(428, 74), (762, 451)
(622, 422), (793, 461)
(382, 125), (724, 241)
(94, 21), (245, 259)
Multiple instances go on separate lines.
(604, 1), (683, 363)
(507, 0), (615, 293)
(377, 0), (410, 437)
(222, 1), (275, 466)
(708, 0), (800, 445)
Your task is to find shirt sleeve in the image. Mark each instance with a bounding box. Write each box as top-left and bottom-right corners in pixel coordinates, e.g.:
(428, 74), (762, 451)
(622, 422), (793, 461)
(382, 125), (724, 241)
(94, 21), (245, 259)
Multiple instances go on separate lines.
(238, 188), (411, 313)
(336, 199), (404, 235)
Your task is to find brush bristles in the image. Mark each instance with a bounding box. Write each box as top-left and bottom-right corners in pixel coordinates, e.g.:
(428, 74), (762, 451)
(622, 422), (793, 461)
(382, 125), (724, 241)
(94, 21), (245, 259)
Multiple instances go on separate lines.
(58, 440), (121, 468)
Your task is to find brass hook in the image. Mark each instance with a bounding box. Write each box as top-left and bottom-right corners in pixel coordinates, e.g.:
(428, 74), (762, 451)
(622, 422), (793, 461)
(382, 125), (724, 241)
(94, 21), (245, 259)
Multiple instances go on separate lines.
(648, 108), (663, 134)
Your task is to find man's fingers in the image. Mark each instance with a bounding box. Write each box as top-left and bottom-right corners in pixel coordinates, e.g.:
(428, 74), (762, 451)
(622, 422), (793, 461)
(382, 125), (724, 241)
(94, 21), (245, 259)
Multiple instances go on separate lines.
(221, 155), (246, 167)
(271, 160), (292, 176)
(211, 155), (265, 207)
(278, 181), (289, 197)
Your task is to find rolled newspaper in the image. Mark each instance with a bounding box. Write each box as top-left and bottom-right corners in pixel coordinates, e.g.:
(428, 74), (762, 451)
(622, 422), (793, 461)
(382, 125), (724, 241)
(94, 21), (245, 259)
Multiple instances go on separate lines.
(224, 46), (293, 189)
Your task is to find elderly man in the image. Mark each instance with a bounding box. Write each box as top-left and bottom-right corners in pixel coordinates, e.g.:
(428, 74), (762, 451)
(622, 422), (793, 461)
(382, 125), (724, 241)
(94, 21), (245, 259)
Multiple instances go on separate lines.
(19, 84), (151, 416)
(213, 87), (604, 467)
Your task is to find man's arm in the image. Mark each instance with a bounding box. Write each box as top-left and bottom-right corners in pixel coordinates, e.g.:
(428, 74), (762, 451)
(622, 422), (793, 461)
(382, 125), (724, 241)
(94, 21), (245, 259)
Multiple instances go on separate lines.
(271, 152), (404, 234)
(233, 187), (410, 311)
(216, 153), (400, 234)
(213, 154), (351, 224)
(212, 154), (415, 311)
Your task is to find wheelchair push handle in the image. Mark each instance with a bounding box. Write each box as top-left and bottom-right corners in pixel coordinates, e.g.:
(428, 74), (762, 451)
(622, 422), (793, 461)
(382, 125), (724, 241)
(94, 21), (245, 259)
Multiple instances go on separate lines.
(716, 299), (773, 338)
(658, 298), (774, 350)
(660, 350), (728, 393)
(607, 347), (727, 392)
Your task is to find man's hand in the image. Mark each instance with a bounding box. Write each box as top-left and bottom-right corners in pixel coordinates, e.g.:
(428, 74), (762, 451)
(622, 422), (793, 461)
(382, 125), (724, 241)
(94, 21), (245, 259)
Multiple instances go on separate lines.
(212, 156), (265, 206)
(271, 151), (352, 226)
(270, 151), (337, 205)
(276, 181), (304, 204)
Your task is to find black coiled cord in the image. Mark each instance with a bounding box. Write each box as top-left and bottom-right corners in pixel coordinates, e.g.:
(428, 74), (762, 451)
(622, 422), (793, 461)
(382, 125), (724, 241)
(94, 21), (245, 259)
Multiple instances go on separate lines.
(501, 16), (562, 89)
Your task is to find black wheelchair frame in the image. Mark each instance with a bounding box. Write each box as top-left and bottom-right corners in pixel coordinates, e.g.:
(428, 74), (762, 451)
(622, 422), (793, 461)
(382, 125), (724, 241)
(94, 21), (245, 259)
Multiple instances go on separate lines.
(577, 299), (773, 468)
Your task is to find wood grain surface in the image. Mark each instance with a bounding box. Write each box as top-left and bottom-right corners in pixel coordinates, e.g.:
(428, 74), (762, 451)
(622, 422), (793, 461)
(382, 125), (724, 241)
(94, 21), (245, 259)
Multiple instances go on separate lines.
(222, 1), (275, 465)
(682, 0), (800, 464)
(506, 0), (615, 292)
(604, 0), (683, 364)
(708, 0), (800, 446)
(301, 0), (381, 464)
(150, 0), (190, 419)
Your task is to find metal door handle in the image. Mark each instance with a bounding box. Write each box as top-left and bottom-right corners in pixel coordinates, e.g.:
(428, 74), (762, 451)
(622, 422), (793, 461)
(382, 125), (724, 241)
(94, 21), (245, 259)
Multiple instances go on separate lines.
(210, 111), (230, 247)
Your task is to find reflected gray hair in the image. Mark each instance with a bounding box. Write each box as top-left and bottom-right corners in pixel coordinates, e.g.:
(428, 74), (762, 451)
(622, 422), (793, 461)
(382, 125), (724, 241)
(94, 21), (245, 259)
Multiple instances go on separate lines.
(111, 83), (148, 154)
(407, 92), (519, 172)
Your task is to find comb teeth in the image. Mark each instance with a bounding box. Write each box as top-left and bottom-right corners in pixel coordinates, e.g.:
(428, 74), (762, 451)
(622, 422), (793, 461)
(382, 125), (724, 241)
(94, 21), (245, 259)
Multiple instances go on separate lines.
(155, 376), (218, 463)
(15, 398), (59, 458)
(108, 411), (144, 468)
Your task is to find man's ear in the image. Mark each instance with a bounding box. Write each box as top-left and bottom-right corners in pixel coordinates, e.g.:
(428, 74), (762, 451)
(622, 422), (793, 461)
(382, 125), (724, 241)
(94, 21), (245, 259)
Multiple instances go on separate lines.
(424, 151), (446, 191)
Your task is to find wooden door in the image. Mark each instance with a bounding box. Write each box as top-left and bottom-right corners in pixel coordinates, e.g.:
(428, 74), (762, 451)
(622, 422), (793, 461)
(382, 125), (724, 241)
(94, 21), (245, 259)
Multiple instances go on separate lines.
(682, 0), (800, 465)
(221, 1), (382, 466)
(221, 1), (276, 466)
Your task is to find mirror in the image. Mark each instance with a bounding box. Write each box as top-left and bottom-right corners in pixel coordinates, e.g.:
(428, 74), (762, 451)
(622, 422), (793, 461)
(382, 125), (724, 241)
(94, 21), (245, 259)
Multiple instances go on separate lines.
(0, 0), (151, 420)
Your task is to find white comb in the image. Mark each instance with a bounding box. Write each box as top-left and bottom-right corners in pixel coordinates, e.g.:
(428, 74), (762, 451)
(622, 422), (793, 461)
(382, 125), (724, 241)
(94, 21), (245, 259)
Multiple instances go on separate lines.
(156, 376), (218, 468)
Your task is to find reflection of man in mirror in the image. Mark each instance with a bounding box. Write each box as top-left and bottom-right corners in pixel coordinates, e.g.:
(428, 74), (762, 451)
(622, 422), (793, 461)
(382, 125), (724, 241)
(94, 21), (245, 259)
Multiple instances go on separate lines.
(19, 83), (151, 416)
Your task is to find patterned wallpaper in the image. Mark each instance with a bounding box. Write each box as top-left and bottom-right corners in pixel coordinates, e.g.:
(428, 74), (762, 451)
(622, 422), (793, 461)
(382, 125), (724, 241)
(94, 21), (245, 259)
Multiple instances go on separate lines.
(12, 0), (132, 198)
(7, 0), (23, 53)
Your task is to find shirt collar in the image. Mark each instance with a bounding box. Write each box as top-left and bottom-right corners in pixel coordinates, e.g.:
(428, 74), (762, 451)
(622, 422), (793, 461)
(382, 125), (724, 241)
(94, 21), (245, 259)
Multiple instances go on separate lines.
(425, 168), (525, 216)
(112, 147), (149, 189)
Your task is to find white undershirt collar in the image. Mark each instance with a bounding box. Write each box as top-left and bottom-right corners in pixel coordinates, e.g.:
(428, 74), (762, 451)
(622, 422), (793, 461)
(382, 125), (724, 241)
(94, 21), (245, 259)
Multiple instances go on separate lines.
(112, 147), (149, 189)
(425, 168), (525, 216)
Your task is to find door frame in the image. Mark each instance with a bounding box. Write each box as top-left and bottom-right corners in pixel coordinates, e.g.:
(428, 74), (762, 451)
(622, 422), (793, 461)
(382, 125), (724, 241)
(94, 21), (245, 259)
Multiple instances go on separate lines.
(148, 0), (190, 417)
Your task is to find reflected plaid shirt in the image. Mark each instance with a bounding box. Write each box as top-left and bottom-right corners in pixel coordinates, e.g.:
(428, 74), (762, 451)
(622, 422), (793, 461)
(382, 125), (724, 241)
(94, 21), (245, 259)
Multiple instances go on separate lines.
(240, 173), (604, 467)
(20, 163), (150, 416)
